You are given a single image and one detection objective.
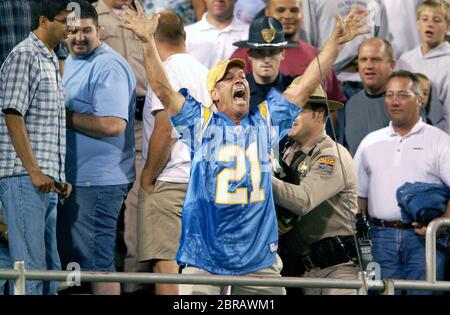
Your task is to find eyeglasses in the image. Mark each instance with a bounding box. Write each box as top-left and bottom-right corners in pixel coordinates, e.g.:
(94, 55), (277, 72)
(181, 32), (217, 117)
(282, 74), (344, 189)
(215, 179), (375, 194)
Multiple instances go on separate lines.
(385, 91), (417, 101)
(53, 17), (69, 25)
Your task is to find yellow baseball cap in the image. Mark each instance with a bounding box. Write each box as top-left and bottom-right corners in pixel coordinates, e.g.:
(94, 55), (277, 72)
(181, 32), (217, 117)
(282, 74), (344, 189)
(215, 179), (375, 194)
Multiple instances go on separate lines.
(207, 58), (246, 94)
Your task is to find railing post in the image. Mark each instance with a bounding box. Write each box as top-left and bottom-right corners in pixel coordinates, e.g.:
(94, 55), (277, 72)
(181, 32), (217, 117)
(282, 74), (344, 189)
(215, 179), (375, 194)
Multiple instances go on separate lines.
(426, 218), (450, 282)
(381, 279), (395, 295)
(357, 272), (368, 295)
(13, 261), (25, 295)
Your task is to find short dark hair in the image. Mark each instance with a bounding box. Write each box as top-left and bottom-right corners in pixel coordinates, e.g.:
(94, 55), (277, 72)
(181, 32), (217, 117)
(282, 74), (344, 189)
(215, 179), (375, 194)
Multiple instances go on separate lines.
(304, 102), (329, 123)
(71, 0), (99, 25)
(387, 70), (422, 95)
(31, 0), (72, 30)
(155, 11), (186, 46)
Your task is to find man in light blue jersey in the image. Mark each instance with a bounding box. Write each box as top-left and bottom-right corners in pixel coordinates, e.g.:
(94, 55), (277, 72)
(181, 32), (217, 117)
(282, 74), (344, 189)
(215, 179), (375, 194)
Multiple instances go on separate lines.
(121, 0), (368, 295)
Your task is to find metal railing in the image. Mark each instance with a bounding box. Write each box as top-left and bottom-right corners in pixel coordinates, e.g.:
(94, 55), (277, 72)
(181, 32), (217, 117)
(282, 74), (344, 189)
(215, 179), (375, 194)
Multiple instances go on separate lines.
(426, 217), (450, 282)
(1, 218), (450, 295)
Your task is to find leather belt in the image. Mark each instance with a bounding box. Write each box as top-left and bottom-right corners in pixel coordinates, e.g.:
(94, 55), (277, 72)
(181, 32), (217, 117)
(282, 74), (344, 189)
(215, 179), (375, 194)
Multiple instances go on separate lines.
(370, 218), (413, 229)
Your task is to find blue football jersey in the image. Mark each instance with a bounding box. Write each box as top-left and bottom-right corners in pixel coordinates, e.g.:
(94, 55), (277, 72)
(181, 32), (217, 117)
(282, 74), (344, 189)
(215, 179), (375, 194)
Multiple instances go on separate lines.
(170, 88), (301, 275)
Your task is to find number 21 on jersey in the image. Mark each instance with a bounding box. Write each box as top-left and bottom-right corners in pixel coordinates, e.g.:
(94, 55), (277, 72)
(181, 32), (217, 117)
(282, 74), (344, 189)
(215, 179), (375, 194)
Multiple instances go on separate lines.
(215, 142), (265, 204)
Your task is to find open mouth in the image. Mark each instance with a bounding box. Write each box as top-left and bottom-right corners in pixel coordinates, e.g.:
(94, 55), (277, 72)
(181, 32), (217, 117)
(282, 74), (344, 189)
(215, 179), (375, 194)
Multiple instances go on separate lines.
(233, 88), (246, 104)
(425, 30), (434, 37)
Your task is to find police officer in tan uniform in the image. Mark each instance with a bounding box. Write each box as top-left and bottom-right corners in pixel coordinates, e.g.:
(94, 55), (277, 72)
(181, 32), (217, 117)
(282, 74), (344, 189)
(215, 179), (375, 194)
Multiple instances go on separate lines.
(272, 81), (360, 295)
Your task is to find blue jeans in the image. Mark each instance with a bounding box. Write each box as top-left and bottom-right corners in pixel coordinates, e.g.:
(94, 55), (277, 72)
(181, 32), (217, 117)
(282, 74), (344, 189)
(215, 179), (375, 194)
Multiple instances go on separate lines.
(57, 184), (131, 272)
(0, 175), (60, 295)
(0, 241), (10, 294)
(371, 225), (447, 295)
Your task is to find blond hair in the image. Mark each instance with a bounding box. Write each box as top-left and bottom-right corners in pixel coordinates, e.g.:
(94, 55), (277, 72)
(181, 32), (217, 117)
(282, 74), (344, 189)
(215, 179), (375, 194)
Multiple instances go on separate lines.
(416, 0), (450, 24)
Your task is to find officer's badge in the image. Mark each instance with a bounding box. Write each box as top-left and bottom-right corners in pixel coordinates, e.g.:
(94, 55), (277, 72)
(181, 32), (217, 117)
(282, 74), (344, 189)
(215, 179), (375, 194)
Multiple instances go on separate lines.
(261, 28), (276, 43)
(298, 161), (308, 176)
(317, 158), (336, 175)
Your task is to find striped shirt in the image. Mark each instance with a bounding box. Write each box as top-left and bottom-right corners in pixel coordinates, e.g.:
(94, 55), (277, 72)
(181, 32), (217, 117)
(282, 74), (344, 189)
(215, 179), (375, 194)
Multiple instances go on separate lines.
(0, 32), (66, 181)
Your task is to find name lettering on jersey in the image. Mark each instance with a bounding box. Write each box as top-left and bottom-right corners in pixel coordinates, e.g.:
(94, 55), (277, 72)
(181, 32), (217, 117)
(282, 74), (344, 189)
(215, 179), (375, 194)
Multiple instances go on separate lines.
(317, 158), (336, 176)
(412, 147), (424, 150)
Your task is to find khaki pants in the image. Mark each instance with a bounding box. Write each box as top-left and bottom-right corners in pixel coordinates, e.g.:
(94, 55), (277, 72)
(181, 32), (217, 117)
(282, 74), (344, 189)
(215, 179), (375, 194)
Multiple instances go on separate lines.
(302, 262), (359, 295)
(179, 255), (286, 295)
(137, 181), (187, 262)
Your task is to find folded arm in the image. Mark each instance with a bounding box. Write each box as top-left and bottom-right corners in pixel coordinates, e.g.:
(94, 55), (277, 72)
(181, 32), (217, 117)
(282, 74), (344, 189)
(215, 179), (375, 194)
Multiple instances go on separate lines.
(66, 112), (126, 138)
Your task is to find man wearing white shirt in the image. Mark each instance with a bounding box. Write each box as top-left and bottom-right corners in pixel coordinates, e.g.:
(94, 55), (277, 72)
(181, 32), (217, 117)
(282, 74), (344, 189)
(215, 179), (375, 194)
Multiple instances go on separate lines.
(354, 70), (450, 295)
(184, 0), (249, 69)
(138, 11), (210, 295)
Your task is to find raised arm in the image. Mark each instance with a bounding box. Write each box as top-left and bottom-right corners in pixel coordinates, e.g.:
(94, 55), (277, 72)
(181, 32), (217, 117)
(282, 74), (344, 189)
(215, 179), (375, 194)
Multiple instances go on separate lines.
(119, 0), (185, 116)
(283, 7), (370, 106)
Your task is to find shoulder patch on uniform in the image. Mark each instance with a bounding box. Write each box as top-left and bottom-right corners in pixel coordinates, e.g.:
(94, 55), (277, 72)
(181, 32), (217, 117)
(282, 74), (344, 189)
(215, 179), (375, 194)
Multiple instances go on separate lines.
(317, 158), (336, 175)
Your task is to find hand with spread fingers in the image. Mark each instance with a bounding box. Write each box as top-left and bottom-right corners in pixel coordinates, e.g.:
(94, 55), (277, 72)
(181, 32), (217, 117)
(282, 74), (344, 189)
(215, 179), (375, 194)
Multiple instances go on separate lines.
(118, 0), (160, 43)
(334, 7), (371, 45)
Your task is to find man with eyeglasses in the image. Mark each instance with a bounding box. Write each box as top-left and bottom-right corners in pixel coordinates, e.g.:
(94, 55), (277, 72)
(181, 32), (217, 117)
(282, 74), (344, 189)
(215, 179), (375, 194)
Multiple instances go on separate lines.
(0, 0), (73, 295)
(354, 70), (450, 295)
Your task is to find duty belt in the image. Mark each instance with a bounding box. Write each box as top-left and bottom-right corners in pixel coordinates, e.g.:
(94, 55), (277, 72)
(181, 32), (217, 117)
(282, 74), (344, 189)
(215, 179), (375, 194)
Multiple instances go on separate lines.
(300, 235), (357, 272)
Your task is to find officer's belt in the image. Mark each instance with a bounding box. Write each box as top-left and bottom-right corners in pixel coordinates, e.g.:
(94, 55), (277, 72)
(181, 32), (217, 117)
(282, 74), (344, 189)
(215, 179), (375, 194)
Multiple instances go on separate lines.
(299, 235), (357, 272)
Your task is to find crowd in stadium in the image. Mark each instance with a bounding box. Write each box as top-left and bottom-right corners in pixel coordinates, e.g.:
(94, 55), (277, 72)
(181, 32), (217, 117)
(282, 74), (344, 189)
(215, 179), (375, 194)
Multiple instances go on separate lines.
(0, 0), (449, 296)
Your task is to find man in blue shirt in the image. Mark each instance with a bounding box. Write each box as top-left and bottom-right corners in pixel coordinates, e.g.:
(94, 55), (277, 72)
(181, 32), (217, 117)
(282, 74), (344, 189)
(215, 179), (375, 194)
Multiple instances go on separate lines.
(121, 0), (368, 294)
(58, 1), (136, 295)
